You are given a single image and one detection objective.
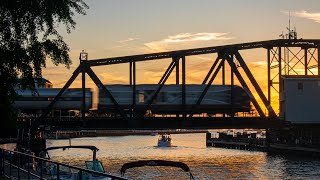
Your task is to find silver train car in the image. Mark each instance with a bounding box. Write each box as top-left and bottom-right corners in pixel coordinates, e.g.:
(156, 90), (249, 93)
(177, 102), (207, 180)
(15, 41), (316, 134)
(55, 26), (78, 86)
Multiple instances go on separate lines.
(14, 88), (92, 110)
(98, 84), (251, 114)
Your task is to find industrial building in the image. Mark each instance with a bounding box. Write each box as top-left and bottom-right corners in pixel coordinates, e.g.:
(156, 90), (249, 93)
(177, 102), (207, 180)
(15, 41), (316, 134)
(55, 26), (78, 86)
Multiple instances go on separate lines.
(274, 76), (320, 147)
(281, 75), (320, 124)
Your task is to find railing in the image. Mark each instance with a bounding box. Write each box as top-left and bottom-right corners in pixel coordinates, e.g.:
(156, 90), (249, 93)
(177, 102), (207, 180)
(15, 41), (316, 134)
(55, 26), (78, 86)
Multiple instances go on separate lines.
(0, 148), (126, 180)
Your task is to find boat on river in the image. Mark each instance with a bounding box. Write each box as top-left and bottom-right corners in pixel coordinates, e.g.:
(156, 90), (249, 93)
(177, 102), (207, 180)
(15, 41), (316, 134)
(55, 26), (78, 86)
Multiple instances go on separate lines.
(120, 160), (195, 179)
(38, 145), (108, 180)
(157, 134), (172, 147)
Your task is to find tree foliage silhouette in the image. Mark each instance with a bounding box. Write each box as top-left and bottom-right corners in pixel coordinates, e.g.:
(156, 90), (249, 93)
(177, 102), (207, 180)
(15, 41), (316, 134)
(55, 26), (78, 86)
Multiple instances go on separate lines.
(0, 0), (88, 131)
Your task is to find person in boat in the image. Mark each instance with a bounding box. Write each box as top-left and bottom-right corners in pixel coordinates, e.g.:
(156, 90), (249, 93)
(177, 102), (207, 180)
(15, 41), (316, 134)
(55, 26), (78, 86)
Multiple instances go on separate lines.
(162, 134), (165, 141)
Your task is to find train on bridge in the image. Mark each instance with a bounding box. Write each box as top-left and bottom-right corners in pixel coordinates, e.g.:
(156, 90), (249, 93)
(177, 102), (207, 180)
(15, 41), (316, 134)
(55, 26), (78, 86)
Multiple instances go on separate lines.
(14, 84), (251, 116)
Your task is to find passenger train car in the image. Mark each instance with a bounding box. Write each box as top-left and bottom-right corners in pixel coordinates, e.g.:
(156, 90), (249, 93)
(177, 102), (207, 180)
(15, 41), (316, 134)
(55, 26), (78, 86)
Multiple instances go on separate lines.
(98, 84), (251, 115)
(14, 85), (251, 116)
(14, 88), (92, 110)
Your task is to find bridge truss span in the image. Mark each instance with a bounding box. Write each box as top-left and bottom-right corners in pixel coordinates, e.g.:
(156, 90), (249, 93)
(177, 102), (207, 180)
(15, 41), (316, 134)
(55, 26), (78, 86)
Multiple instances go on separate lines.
(40, 39), (320, 128)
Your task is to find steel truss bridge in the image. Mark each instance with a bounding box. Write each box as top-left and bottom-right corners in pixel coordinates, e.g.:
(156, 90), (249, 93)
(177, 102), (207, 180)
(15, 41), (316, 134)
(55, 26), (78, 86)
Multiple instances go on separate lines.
(37, 39), (320, 129)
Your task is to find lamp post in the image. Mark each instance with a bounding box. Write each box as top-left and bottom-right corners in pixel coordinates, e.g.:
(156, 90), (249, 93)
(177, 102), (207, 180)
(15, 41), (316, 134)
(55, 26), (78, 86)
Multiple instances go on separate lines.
(80, 50), (88, 122)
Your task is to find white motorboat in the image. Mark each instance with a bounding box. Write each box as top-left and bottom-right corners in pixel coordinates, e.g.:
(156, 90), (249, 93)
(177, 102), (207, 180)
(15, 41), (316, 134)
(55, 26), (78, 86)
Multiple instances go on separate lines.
(157, 134), (172, 147)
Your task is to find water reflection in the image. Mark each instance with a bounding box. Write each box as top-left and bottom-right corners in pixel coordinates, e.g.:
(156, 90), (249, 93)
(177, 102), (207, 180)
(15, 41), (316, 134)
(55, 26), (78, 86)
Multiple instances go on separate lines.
(45, 134), (320, 179)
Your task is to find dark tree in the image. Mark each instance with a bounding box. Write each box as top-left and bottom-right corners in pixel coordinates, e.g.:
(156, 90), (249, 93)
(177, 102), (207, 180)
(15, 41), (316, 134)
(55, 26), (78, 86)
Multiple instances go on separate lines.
(0, 0), (88, 134)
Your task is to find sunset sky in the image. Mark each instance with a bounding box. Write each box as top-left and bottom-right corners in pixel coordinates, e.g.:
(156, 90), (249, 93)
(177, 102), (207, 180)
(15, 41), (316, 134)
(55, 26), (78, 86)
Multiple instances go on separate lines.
(42, 0), (320, 113)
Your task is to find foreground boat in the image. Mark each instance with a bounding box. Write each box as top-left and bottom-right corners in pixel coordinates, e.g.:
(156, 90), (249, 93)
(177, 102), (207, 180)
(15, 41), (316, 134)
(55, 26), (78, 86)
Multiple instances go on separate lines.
(120, 160), (195, 179)
(39, 145), (108, 180)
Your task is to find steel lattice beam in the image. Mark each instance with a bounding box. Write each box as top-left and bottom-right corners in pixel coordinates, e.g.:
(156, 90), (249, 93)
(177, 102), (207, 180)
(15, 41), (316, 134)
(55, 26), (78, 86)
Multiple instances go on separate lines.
(88, 39), (319, 67)
(189, 57), (225, 118)
(86, 67), (128, 121)
(226, 54), (266, 117)
(146, 59), (178, 109)
(41, 66), (82, 118)
(202, 56), (221, 84)
(233, 50), (277, 117)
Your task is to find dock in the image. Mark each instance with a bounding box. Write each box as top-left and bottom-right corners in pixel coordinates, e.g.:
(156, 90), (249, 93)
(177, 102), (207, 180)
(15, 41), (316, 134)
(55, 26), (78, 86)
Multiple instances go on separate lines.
(206, 132), (320, 156)
(206, 132), (267, 151)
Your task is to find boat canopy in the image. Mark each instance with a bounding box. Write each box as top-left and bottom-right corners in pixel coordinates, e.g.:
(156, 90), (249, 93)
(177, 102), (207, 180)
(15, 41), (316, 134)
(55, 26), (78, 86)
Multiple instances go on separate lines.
(41, 146), (99, 161)
(44, 146), (99, 152)
(120, 160), (194, 179)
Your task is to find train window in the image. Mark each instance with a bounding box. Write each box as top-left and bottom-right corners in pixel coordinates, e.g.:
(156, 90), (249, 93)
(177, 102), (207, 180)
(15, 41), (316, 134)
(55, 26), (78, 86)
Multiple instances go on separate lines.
(160, 92), (166, 102)
(298, 82), (303, 92)
(18, 97), (48, 101)
(61, 97), (82, 101)
(145, 90), (154, 95)
(139, 92), (145, 103)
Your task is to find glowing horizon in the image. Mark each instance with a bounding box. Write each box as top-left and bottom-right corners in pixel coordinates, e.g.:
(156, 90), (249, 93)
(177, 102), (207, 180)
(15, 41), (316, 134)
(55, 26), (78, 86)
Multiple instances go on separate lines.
(41, 1), (320, 114)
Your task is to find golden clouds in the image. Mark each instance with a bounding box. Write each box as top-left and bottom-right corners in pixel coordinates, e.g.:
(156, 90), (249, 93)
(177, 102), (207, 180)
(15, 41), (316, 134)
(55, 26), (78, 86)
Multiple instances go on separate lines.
(293, 10), (320, 23)
(144, 32), (233, 52)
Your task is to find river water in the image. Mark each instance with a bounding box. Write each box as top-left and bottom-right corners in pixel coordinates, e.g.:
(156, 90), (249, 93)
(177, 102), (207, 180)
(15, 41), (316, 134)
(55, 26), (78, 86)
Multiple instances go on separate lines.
(44, 133), (320, 179)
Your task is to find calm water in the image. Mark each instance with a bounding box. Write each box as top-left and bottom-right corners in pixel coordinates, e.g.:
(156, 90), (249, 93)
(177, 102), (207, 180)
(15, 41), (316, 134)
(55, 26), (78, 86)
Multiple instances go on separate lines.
(44, 133), (320, 179)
